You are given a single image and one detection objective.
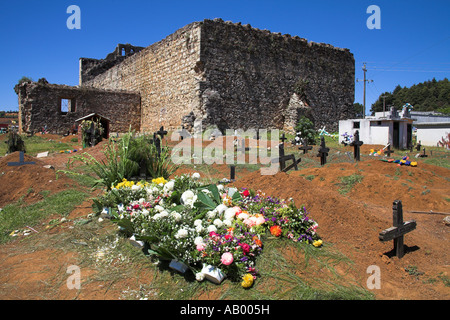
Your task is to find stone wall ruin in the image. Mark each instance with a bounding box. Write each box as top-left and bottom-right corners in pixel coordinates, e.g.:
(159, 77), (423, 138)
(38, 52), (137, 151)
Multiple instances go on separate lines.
(18, 18), (355, 135)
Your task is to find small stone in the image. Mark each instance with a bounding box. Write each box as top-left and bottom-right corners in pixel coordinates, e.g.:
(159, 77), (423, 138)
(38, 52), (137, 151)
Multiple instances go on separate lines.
(443, 216), (450, 226)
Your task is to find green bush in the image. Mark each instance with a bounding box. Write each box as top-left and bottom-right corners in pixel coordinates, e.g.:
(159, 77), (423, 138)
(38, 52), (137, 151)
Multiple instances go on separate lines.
(295, 116), (319, 145)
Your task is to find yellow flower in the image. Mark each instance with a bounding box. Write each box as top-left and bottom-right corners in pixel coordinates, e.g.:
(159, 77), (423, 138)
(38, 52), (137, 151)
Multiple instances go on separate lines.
(313, 239), (323, 248)
(241, 274), (254, 288)
(152, 177), (167, 185)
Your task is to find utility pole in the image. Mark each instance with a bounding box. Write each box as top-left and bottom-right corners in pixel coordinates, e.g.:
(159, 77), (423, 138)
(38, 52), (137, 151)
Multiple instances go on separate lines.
(356, 63), (373, 118)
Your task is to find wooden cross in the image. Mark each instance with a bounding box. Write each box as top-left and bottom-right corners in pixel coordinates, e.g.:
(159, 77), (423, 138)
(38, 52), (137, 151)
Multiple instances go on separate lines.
(316, 136), (329, 166)
(7, 151), (36, 166)
(280, 133), (288, 144)
(230, 165), (236, 181)
(156, 126), (168, 140)
(298, 138), (313, 154)
(379, 200), (417, 258)
(384, 144), (394, 157)
(271, 139), (301, 172)
(350, 130), (363, 161)
(416, 141), (422, 151)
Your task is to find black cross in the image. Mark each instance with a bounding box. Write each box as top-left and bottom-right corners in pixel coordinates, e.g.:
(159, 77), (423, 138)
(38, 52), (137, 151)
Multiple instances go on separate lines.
(7, 151), (36, 166)
(271, 140), (301, 172)
(280, 133), (288, 144)
(316, 136), (329, 166)
(230, 165), (236, 181)
(350, 130), (363, 161)
(416, 141), (422, 151)
(153, 132), (161, 157)
(298, 138), (313, 154)
(418, 147), (428, 158)
(156, 126), (168, 140)
(384, 144), (394, 157)
(379, 200), (417, 258)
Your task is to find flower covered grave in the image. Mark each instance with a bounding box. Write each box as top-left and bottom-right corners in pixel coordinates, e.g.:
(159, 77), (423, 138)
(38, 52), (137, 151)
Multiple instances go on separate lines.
(96, 174), (322, 287)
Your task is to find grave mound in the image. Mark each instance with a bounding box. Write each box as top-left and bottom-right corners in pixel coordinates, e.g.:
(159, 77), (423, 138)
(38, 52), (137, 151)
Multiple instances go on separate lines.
(0, 152), (77, 207)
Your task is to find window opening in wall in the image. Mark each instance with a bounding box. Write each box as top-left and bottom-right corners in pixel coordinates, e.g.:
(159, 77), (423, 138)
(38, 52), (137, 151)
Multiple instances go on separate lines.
(353, 121), (360, 129)
(121, 48), (126, 56)
(60, 98), (75, 114)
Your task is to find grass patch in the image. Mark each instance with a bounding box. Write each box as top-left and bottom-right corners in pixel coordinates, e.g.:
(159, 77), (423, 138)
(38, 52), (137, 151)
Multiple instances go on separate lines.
(0, 189), (88, 244)
(0, 135), (78, 157)
(336, 174), (364, 195)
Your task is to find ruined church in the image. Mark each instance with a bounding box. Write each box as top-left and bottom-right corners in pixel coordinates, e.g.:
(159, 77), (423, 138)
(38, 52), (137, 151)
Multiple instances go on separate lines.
(16, 18), (355, 136)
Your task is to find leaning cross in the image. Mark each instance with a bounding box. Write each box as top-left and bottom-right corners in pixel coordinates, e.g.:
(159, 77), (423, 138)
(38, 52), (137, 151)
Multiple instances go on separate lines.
(384, 144), (394, 157)
(350, 130), (363, 161)
(316, 136), (329, 166)
(379, 200), (417, 258)
(7, 151), (36, 166)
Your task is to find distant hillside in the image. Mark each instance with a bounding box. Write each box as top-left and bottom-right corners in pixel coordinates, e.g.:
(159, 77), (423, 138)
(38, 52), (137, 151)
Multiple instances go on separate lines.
(370, 78), (450, 115)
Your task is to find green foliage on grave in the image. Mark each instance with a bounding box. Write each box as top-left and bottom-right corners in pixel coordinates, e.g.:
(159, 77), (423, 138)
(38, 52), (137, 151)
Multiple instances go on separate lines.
(80, 119), (104, 148)
(68, 130), (178, 190)
(295, 116), (319, 145)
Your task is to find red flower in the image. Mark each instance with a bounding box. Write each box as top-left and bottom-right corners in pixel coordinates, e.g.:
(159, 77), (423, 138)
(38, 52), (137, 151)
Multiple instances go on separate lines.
(242, 189), (250, 197)
(270, 225), (282, 237)
(239, 242), (250, 254)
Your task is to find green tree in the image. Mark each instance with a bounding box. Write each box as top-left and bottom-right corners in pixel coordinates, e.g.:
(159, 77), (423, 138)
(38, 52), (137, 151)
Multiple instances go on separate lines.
(294, 116), (319, 145)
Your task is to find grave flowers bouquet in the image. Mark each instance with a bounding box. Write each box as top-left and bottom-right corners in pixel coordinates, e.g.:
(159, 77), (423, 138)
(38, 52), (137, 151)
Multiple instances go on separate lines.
(103, 172), (322, 285)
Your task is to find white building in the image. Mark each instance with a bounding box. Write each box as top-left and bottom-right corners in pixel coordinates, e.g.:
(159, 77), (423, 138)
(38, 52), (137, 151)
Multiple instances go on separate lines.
(339, 106), (414, 149)
(410, 111), (450, 146)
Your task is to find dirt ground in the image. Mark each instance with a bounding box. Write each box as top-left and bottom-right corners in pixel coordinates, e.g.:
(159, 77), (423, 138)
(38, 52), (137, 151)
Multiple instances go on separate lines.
(0, 135), (449, 300)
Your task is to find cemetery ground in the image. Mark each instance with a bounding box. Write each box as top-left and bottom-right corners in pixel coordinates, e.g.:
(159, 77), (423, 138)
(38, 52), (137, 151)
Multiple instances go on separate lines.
(0, 132), (449, 300)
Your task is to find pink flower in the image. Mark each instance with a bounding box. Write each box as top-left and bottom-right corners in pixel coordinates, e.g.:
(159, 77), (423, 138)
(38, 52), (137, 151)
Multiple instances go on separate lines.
(240, 243), (250, 254)
(221, 252), (234, 265)
(196, 243), (205, 251)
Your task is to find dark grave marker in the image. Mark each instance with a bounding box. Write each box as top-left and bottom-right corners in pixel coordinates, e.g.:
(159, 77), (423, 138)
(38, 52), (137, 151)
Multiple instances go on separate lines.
(384, 144), (394, 157)
(418, 147), (428, 158)
(350, 130), (363, 161)
(7, 151), (36, 166)
(416, 141), (422, 151)
(271, 134), (301, 172)
(379, 200), (417, 259)
(230, 165), (236, 181)
(316, 136), (329, 166)
(298, 138), (313, 154)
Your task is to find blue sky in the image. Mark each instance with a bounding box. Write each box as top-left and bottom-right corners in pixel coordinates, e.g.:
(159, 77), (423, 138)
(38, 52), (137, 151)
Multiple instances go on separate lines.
(0, 0), (449, 114)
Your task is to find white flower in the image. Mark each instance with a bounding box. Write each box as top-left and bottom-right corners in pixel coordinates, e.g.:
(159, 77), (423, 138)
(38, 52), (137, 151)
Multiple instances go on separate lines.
(138, 198), (146, 204)
(142, 209), (149, 216)
(195, 272), (205, 281)
(192, 172), (201, 180)
(207, 225), (217, 233)
(223, 219), (232, 227)
(194, 219), (203, 227)
(238, 212), (249, 220)
(213, 219), (223, 228)
(195, 225), (204, 233)
(207, 211), (216, 219)
(131, 184), (141, 191)
(170, 211), (182, 222)
(194, 236), (204, 246)
(175, 228), (188, 239)
(152, 213), (161, 220)
(227, 187), (238, 197)
(154, 205), (164, 212)
(224, 208), (237, 221)
(215, 204), (228, 215)
(159, 210), (169, 218)
(163, 180), (175, 193)
(181, 190), (197, 208)
(217, 184), (224, 191)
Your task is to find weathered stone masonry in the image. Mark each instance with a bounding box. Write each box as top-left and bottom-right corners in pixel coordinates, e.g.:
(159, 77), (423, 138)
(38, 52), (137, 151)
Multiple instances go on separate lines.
(18, 18), (355, 135)
(16, 80), (140, 135)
